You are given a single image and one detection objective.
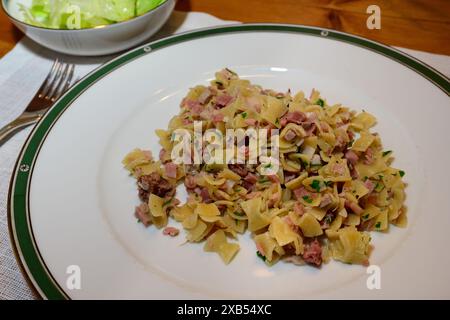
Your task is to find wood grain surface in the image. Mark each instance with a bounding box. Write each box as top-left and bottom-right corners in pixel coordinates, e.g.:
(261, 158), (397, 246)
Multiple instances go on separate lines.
(0, 0), (449, 57)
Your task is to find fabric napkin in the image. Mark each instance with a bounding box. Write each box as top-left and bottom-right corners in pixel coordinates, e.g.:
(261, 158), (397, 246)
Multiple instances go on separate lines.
(0, 11), (448, 300)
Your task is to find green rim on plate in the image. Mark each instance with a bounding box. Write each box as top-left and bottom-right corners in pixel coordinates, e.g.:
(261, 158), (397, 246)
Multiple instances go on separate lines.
(7, 24), (450, 300)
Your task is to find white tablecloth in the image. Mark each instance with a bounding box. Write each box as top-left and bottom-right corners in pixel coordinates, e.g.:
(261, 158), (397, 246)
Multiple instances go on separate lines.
(0, 11), (448, 300)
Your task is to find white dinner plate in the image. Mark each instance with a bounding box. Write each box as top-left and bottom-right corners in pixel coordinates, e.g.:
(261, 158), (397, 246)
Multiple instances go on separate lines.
(8, 24), (450, 299)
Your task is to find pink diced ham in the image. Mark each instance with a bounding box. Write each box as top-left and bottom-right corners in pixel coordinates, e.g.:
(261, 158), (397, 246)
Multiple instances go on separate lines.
(163, 227), (180, 237)
(164, 162), (178, 179)
(216, 94), (234, 108)
(293, 202), (305, 216)
(302, 239), (322, 266)
(293, 186), (311, 200)
(280, 111), (306, 127)
(211, 112), (224, 123)
(135, 203), (151, 227)
(184, 175), (197, 189)
(364, 179), (375, 193)
(244, 118), (257, 126)
(284, 129), (296, 141)
(364, 148), (374, 165)
(345, 150), (359, 165)
(244, 172), (258, 184)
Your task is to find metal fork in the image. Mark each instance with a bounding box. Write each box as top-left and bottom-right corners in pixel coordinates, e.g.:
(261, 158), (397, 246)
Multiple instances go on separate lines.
(0, 60), (75, 146)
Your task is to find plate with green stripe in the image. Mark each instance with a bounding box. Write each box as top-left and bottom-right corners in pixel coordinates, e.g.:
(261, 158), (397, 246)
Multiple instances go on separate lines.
(8, 24), (450, 299)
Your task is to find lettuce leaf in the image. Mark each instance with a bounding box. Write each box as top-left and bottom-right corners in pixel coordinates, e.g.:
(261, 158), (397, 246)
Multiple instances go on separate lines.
(19, 0), (166, 29)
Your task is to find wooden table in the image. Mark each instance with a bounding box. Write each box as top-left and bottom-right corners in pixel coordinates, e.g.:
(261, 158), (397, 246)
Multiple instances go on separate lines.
(1, 0), (449, 58)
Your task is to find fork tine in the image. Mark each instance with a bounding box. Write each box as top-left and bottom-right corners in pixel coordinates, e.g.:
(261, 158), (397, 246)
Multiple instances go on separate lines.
(53, 64), (75, 101)
(38, 59), (60, 98)
(45, 62), (66, 100)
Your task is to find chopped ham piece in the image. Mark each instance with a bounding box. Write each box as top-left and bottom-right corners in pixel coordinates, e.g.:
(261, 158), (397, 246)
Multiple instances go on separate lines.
(284, 216), (299, 232)
(293, 202), (305, 216)
(216, 94), (234, 108)
(186, 100), (203, 115)
(294, 187), (311, 200)
(302, 122), (316, 136)
(245, 191), (262, 199)
(244, 172), (258, 184)
(200, 187), (212, 203)
(284, 172), (296, 183)
(182, 118), (193, 125)
(244, 118), (257, 126)
(364, 180), (375, 193)
(164, 162), (177, 179)
(303, 239), (322, 266)
(345, 200), (364, 214)
(184, 175), (197, 189)
(137, 172), (175, 202)
(319, 193), (333, 208)
(268, 175), (280, 183)
(242, 180), (256, 192)
(163, 227), (180, 237)
(284, 129), (296, 141)
(280, 111), (306, 127)
(135, 203), (151, 227)
(159, 149), (167, 162)
(228, 164), (248, 177)
(211, 112), (224, 123)
(345, 150), (359, 165)
(364, 148), (374, 165)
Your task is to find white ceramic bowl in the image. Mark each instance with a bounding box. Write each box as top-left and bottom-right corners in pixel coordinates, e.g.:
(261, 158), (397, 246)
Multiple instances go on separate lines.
(1, 0), (175, 56)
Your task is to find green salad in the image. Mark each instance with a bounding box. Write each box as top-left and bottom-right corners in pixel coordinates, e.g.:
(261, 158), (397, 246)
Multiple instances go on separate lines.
(19, 0), (167, 29)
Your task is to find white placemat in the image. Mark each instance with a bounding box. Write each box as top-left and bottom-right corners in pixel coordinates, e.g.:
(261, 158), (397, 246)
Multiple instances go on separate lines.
(0, 12), (448, 300)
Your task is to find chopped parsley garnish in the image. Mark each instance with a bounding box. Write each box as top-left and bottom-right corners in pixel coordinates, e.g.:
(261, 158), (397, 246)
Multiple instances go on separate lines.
(259, 177), (269, 183)
(275, 118), (280, 125)
(316, 98), (325, 107)
(162, 197), (174, 207)
(382, 150), (392, 157)
(214, 80), (223, 87)
(310, 180), (321, 192)
(375, 221), (381, 229)
(347, 139), (354, 148)
(301, 160), (309, 167)
(264, 163), (272, 169)
(324, 214), (334, 225)
(378, 175), (384, 180)
(256, 251), (266, 262)
(241, 112), (248, 119)
(374, 182), (385, 192)
(302, 195), (313, 203)
(137, 219), (141, 224)
(399, 170), (405, 177)
(234, 211), (245, 216)
(363, 176), (369, 181)
(363, 214), (369, 220)
(324, 180), (333, 187)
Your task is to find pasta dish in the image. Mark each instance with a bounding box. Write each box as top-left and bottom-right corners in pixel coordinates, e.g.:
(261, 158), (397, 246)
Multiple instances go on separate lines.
(123, 69), (407, 267)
